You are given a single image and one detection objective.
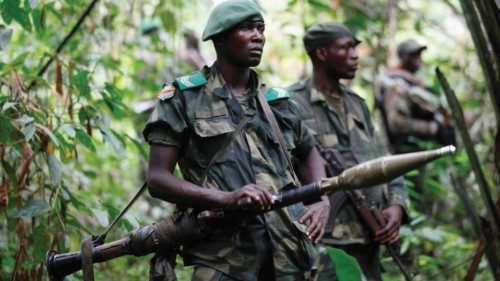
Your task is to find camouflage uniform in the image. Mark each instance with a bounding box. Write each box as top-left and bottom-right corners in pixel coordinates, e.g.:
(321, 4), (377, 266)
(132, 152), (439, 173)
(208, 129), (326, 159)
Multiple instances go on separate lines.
(377, 67), (445, 153)
(288, 80), (409, 281)
(144, 63), (317, 281)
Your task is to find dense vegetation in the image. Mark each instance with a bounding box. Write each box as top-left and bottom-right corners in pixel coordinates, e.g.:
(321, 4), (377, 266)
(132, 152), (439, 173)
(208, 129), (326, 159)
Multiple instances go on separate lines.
(0, 0), (498, 280)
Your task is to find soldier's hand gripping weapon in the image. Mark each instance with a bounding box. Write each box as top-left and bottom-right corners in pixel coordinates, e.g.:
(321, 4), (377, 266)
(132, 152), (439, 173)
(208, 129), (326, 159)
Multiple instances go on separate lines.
(45, 145), (456, 280)
(321, 149), (413, 281)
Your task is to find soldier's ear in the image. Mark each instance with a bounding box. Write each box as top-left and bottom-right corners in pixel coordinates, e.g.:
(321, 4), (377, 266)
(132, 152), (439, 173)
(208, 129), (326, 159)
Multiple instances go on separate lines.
(315, 47), (328, 62)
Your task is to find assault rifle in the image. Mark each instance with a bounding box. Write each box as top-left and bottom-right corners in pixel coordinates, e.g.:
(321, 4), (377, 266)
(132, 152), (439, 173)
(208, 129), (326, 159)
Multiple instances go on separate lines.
(321, 149), (412, 281)
(45, 146), (455, 281)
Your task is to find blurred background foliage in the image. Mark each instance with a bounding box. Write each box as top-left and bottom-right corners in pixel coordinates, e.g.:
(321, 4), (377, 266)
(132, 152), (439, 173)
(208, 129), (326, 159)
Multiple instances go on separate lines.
(0, 0), (498, 280)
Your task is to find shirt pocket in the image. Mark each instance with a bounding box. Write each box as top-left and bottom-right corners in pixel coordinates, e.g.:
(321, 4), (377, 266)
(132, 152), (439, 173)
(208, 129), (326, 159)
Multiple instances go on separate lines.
(193, 108), (236, 164)
(352, 115), (370, 141)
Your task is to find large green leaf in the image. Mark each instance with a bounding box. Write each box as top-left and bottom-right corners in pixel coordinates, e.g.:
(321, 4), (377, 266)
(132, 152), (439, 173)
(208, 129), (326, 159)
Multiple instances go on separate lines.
(71, 70), (91, 98)
(75, 127), (96, 152)
(91, 207), (109, 227)
(97, 118), (125, 155)
(326, 246), (363, 281)
(22, 121), (36, 141)
(36, 124), (60, 147)
(12, 200), (51, 218)
(46, 154), (62, 186)
(0, 114), (14, 144)
(33, 224), (50, 263)
(1, 0), (32, 31)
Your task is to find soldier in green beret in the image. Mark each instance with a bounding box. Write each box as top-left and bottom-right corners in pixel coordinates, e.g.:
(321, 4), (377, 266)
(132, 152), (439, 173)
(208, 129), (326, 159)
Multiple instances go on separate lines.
(287, 22), (410, 281)
(143, 1), (330, 280)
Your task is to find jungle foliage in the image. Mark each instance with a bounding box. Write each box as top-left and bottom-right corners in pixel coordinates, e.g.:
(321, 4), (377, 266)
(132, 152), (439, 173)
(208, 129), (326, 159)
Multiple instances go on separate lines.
(0, 0), (498, 280)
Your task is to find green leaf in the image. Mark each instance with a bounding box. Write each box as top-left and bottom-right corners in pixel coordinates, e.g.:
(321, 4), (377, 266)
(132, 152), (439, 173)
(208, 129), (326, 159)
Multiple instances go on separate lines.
(75, 128), (95, 152)
(15, 114), (34, 125)
(35, 124), (60, 147)
(1, 101), (17, 112)
(97, 118), (124, 155)
(71, 70), (91, 98)
(0, 27), (13, 50)
(91, 208), (109, 227)
(0, 114), (14, 144)
(10, 51), (30, 68)
(1, 160), (17, 184)
(22, 121), (35, 141)
(60, 124), (76, 138)
(12, 200), (51, 218)
(46, 154), (62, 186)
(326, 247), (363, 281)
(33, 224), (50, 263)
(0, 0), (32, 31)
(127, 135), (147, 159)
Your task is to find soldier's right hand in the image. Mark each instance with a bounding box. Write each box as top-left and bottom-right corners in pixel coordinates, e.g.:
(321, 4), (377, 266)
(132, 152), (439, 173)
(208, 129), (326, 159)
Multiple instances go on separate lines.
(224, 184), (274, 211)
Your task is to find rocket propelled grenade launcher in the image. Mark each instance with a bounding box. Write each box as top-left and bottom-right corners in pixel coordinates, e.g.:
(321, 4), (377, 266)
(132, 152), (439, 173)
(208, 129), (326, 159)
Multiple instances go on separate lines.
(46, 145), (456, 281)
(272, 145), (456, 207)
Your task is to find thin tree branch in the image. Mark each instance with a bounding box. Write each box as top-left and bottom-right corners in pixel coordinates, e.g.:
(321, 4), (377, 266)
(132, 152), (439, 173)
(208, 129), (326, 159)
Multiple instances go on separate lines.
(27, 0), (101, 91)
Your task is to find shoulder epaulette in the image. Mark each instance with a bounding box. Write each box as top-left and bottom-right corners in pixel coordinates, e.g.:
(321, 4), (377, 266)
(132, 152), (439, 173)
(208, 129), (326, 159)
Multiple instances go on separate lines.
(156, 82), (176, 100)
(266, 87), (290, 102)
(174, 70), (208, 91)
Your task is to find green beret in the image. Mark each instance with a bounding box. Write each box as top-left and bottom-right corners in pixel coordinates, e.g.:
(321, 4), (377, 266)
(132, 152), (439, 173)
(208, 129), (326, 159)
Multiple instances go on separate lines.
(397, 39), (427, 55)
(303, 22), (360, 54)
(202, 0), (263, 41)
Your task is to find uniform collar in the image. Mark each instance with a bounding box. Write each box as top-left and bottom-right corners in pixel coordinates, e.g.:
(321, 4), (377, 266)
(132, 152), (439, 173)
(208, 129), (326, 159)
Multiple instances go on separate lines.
(208, 62), (263, 100)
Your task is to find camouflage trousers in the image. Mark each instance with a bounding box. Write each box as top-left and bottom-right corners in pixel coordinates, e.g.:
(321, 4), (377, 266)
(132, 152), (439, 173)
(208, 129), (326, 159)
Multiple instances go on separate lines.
(336, 243), (381, 281)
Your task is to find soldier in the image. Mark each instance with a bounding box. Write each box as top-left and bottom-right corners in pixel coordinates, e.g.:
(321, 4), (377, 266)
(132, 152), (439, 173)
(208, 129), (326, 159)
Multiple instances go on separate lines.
(376, 39), (455, 197)
(143, 1), (330, 280)
(287, 22), (409, 281)
(377, 39), (456, 154)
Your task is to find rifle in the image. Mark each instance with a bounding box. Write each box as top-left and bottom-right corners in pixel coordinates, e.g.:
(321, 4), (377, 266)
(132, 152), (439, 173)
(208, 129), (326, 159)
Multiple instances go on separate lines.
(321, 148), (412, 281)
(45, 146), (455, 281)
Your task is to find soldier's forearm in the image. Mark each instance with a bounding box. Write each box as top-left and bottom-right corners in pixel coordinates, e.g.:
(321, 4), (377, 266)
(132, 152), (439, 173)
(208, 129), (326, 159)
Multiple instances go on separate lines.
(147, 169), (229, 208)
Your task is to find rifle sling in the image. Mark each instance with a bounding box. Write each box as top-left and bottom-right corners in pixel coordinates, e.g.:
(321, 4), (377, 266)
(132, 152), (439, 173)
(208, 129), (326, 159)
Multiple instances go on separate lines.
(81, 237), (95, 281)
(257, 90), (300, 184)
(200, 114), (249, 185)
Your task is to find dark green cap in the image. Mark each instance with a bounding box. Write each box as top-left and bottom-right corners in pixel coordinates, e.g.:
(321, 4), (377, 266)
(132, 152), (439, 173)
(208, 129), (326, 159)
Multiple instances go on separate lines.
(202, 0), (262, 41)
(397, 39), (426, 55)
(303, 22), (360, 54)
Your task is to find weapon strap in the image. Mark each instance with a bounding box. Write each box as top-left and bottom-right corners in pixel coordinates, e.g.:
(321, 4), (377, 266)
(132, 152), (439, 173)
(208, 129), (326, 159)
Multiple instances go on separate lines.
(257, 90), (300, 184)
(81, 237), (95, 281)
(200, 114), (249, 185)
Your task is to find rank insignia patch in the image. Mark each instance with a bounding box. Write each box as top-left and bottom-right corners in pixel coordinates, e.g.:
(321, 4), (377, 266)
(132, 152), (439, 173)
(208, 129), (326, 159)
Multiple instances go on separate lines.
(156, 83), (175, 100)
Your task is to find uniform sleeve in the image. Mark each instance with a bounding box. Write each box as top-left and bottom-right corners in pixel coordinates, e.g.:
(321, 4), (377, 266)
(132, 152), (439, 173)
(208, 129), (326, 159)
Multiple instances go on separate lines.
(288, 100), (317, 160)
(142, 94), (188, 148)
(385, 82), (438, 137)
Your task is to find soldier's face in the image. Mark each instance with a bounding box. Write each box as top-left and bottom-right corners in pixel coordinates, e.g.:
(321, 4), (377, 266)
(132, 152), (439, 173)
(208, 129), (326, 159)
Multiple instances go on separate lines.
(321, 36), (359, 79)
(217, 17), (266, 67)
(400, 52), (422, 73)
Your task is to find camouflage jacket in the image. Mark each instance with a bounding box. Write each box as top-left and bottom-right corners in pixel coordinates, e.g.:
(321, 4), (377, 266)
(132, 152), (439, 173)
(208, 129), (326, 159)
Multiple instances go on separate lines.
(143, 63), (317, 281)
(288, 79), (409, 245)
(377, 67), (445, 152)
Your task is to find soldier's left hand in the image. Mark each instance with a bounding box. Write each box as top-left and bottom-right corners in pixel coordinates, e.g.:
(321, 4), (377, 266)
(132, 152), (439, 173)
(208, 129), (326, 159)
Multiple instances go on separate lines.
(375, 205), (403, 245)
(300, 196), (330, 244)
